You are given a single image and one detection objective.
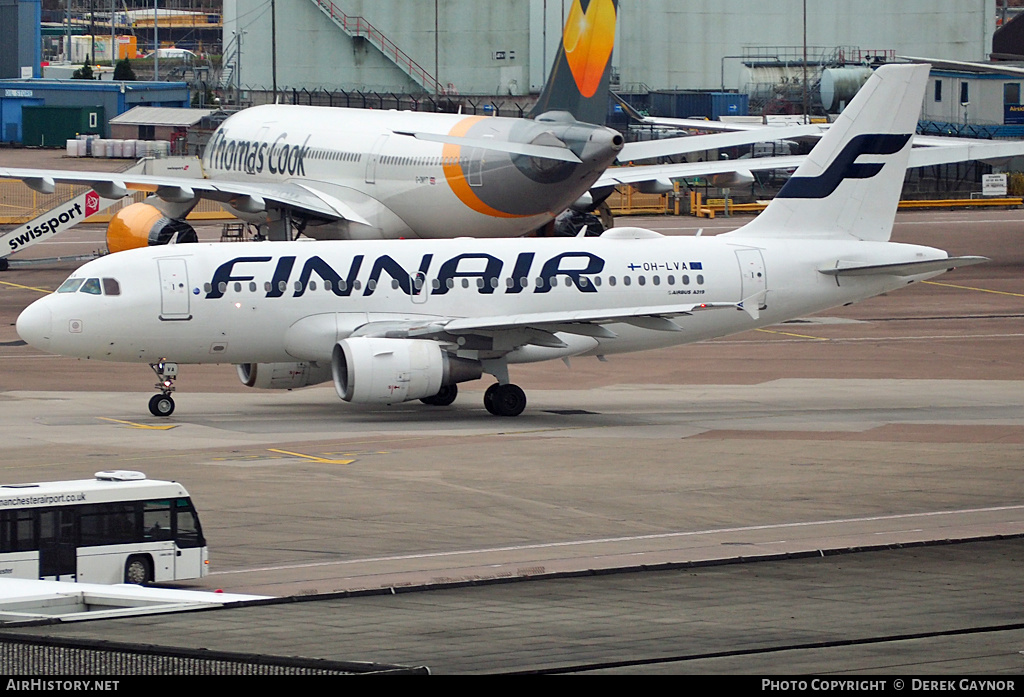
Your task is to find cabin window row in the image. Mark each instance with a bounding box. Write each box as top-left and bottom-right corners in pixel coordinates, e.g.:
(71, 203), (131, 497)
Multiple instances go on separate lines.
(308, 150), (361, 163)
(305, 150), (468, 168)
(204, 274), (706, 294)
(381, 155), (466, 167)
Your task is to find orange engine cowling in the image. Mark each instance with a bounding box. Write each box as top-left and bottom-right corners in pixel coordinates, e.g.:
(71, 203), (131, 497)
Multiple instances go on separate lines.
(106, 202), (199, 254)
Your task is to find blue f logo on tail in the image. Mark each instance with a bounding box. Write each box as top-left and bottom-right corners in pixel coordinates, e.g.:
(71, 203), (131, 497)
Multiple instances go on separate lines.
(776, 133), (912, 199)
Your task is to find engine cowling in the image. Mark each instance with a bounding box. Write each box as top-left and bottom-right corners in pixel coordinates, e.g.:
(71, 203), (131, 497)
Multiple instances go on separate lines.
(236, 362), (333, 390)
(707, 169), (755, 188)
(106, 202), (198, 254)
(332, 338), (482, 404)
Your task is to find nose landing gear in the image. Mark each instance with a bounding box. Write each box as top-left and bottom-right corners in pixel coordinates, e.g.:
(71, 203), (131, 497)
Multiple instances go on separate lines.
(149, 361), (178, 417)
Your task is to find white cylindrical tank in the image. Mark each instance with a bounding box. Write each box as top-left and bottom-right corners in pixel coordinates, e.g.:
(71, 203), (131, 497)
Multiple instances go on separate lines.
(92, 139), (106, 158)
(820, 67), (874, 112)
(740, 65), (810, 101)
(66, 139), (78, 157)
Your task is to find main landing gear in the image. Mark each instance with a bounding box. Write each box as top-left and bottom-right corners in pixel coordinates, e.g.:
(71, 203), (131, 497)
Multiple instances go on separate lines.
(149, 361), (178, 417)
(419, 382), (527, 416)
(484, 383), (527, 417)
(420, 384), (459, 407)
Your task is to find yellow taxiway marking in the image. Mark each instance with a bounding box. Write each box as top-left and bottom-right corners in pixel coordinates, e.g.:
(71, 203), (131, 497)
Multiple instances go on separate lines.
(266, 448), (356, 465)
(0, 280), (52, 294)
(922, 280), (1024, 298)
(97, 417), (178, 431)
(755, 328), (830, 341)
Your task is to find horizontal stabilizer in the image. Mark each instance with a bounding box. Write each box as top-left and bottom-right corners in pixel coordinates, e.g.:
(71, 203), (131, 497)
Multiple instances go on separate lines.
(393, 131), (582, 163)
(819, 256), (988, 277)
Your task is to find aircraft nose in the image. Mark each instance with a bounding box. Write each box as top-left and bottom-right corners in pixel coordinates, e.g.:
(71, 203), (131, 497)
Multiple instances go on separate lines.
(16, 300), (52, 352)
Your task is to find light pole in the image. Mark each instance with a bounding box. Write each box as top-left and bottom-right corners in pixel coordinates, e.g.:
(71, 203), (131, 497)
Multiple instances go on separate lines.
(153, 0), (159, 81)
(802, 0), (809, 124)
(271, 0), (277, 101)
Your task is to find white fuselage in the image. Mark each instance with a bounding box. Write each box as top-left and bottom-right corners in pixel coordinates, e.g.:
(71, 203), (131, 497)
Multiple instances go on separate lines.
(17, 231), (950, 368)
(201, 105), (622, 240)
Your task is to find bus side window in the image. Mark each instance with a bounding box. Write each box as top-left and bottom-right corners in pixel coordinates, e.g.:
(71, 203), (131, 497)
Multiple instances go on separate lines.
(142, 500), (172, 541)
(79, 503), (138, 546)
(0, 510), (34, 552)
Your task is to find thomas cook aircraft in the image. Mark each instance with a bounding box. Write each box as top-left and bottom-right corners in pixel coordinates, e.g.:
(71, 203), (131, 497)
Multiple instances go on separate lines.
(16, 64), (986, 418)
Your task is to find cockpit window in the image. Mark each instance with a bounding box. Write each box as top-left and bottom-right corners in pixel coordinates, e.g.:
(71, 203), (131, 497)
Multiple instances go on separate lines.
(80, 278), (102, 295)
(57, 278), (84, 293)
(102, 278), (121, 296)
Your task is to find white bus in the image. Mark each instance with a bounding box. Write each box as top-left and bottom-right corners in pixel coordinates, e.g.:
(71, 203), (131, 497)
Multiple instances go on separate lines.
(0, 471), (207, 585)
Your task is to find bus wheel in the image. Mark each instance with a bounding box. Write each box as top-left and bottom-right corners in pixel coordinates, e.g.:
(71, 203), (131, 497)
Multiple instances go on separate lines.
(124, 555), (152, 584)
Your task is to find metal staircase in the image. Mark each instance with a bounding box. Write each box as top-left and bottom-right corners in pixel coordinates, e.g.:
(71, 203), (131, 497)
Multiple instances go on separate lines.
(308, 0), (450, 94)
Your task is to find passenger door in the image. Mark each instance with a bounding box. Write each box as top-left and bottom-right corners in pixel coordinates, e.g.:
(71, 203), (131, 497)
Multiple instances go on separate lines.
(158, 258), (192, 321)
(736, 248), (767, 309)
(38, 509), (76, 581)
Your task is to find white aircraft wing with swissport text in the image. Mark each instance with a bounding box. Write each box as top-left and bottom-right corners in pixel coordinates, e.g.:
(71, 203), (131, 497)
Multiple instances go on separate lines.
(0, 167), (372, 227)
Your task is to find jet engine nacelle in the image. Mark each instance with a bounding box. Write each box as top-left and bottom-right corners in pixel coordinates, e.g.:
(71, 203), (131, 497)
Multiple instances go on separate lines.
(707, 169), (755, 189)
(236, 361), (333, 390)
(332, 337), (483, 405)
(106, 202), (198, 254)
(636, 178), (675, 195)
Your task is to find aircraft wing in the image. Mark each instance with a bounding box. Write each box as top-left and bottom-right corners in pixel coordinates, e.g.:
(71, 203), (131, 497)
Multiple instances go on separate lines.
(617, 124), (1024, 169)
(618, 124), (823, 163)
(899, 55), (1024, 78)
(906, 140), (1024, 167)
(347, 299), (762, 354)
(595, 156), (805, 188)
(597, 138), (1024, 190)
(0, 167), (372, 226)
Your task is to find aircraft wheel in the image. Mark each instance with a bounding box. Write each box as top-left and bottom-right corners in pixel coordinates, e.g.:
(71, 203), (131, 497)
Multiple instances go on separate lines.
(421, 384), (458, 406)
(149, 393), (175, 417)
(483, 382), (500, 414)
(484, 383), (526, 417)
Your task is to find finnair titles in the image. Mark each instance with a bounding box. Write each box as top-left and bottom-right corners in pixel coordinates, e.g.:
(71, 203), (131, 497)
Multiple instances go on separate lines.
(201, 250), (706, 300)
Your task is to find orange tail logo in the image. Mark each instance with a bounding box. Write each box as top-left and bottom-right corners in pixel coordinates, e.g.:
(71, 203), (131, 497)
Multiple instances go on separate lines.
(563, 0), (616, 98)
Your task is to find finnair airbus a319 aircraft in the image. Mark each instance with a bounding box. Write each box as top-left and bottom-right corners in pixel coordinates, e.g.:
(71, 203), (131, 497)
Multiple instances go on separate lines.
(17, 64), (985, 418)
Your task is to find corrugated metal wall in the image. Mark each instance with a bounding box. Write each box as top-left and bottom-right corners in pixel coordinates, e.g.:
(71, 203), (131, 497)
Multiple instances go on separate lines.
(227, 0), (994, 95)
